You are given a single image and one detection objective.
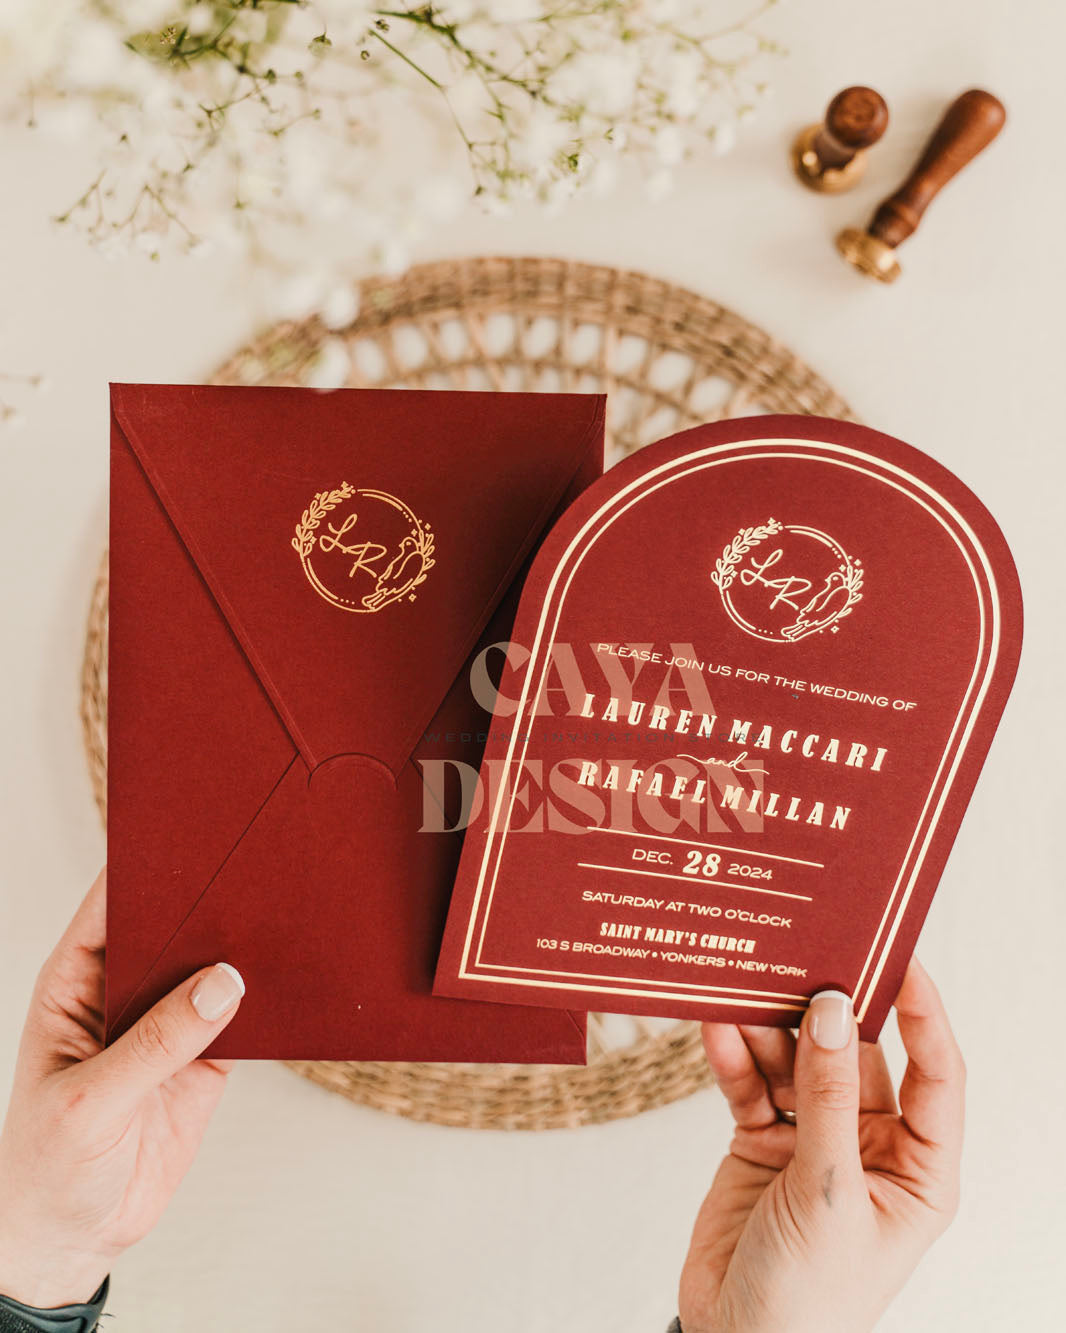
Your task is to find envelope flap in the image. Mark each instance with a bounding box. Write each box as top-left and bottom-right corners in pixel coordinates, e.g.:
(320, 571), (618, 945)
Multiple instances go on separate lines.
(110, 383), (605, 775)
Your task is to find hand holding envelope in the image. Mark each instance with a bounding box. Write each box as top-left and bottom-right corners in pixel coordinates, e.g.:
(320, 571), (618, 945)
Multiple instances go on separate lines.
(106, 383), (603, 1061)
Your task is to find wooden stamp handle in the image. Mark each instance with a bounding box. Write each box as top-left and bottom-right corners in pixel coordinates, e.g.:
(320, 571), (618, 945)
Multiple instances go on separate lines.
(814, 86), (889, 169)
(870, 89), (1006, 248)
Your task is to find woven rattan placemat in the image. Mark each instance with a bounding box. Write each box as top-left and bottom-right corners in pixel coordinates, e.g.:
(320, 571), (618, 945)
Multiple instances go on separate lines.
(81, 255), (854, 1130)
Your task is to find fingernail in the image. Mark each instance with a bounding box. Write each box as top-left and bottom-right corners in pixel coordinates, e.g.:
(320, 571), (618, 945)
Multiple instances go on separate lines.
(191, 963), (245, 1022)
(807, 989), (854, 1050)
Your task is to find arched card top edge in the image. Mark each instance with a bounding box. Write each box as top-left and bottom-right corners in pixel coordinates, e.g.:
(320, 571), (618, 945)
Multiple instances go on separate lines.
(513, 419), (1021, 700)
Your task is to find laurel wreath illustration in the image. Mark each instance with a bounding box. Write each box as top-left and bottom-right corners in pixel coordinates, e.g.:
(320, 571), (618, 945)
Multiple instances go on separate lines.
(711, 518), (784, 591)
(833, 560), (864, 610)
(291, 481), (357, 559)
(399, 527), (436, 588)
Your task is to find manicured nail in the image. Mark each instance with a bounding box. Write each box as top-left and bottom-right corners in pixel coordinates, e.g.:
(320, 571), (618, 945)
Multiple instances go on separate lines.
(191, 963), (245, 1022)
(808, 989), (854, 1050)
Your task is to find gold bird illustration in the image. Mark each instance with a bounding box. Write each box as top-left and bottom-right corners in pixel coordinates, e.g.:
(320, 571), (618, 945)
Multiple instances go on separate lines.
(781, 570), (861, 641)
(362, 532), (427, 611)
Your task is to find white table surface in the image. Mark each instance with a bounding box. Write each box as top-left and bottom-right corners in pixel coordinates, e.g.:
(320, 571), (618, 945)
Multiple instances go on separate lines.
(2, 2), (1064, 1329)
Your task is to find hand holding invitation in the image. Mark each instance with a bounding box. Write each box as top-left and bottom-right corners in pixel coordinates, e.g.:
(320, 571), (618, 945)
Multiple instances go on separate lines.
(679, 960), (965, 1333)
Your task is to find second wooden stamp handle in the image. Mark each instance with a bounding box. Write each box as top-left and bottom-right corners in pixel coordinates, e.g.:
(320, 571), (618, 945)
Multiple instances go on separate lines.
(870, 89), (1006, 247)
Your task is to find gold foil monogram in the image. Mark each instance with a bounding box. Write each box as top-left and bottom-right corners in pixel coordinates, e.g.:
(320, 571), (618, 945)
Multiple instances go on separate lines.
(292, 482), (435, 613)
(712, 519), (862, 642)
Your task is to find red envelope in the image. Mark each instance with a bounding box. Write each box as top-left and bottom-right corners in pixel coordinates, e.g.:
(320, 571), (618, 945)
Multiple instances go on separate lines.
(106, 382), (601, 1061)
(433, 415), (1023, 1040)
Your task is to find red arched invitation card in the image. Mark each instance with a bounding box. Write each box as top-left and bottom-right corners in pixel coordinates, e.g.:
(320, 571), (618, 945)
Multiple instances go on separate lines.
(434, 416), (1023, 1039)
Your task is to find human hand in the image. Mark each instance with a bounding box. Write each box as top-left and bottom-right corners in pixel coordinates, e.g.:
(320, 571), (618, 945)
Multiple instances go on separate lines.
(679, 958), (964, 1333)
(0, 869), (245, 1308)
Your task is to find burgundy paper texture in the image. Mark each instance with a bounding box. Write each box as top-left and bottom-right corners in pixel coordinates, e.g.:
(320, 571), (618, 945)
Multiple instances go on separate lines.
(433, 416), (1023, 1040)
(106, 382), (602, 1061)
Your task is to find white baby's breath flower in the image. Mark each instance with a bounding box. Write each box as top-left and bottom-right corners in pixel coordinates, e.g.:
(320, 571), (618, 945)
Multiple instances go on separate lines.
(274, 5), (324, 57)
(653, 124), (685, 166)
(184, 5), (214, 38)
(732, 74), (771, 114)
(64, 19), (128, 87)
(448, 19), (501, 61)
(231, 7), (270, 46)
(445, 70), (498, 134)
(434, 0), (479, 22)
(0, 3), (70, 82)
(242, 170), (280, 205)
(706, 30), (762, 65)
(134, 228), (165, 255)
(306, 337), (351, 389)
(378, 235), (412, 276)
(275, 269), (332, 322)
(320, 285), (361, 331)
(95, 232), (130, 262)
(0, 0), (781, 340)
(317, 1), (376, 46)
(663, 48), (704, 118)
(636, 0), (682, 20)
(510, 101), (572, 177)
(588, 154), (619, 195)
(486, 0), (545, 21)
(124, 0), (179, 29)
(554, 48), (640, 117)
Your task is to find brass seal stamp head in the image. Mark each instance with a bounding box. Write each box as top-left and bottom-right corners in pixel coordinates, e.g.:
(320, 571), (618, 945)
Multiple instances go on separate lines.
(792, 86), (889, 194)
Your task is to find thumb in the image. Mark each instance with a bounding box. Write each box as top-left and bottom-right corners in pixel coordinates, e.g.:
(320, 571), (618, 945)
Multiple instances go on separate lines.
(89, 963), (245, 1105)
(792, 988), (863, 1187)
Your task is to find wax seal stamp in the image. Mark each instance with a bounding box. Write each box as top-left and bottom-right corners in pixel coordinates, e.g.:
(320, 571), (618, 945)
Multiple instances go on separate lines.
(836, 88), (1006, 282)
(792, 86), (889, 192)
